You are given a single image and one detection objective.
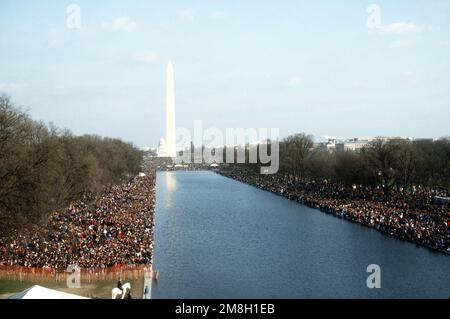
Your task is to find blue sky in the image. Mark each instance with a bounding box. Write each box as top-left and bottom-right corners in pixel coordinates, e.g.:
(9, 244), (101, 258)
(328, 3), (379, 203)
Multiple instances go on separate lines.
(0, 0), (449, 147)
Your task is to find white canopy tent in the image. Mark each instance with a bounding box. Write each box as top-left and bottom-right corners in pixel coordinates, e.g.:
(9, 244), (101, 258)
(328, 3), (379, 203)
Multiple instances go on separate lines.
(8, 285), (89, 299)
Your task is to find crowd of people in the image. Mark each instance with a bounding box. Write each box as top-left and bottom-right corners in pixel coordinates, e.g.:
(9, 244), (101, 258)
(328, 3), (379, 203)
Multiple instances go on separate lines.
(219, 167), (450, 253)
(0, 171), (156, 269)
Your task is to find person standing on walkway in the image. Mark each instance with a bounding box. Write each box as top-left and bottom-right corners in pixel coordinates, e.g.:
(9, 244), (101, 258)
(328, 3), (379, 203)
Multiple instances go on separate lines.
(143, 285), (149, 299)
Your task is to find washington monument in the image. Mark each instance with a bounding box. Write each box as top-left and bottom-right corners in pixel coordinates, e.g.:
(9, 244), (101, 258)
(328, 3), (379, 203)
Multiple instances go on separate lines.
(158, 61), (176, 157)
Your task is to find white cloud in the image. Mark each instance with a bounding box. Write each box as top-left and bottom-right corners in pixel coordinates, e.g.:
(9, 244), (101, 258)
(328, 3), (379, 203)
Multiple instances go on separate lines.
(179, 8), (195, 21)
(132, 50), (159, 64)
(287, 77), (305, 87)
(210, 11), (226, 19)
(380, 22), (420, 35)
(102, 17), (139, 32)
(0, 83), (25, 94)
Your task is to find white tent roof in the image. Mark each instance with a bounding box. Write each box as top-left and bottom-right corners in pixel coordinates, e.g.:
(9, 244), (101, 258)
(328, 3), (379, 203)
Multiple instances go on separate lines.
(8, 285), (89, 299)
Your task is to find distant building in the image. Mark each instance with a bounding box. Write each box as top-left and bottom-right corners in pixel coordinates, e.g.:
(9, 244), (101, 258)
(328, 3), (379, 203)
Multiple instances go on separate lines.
(314, 138), (339, 152)
(335, 139), (371, 153)
(157, 137), (168, 157)
(315, 136), (439, 154)
(315, 137), (373, 153)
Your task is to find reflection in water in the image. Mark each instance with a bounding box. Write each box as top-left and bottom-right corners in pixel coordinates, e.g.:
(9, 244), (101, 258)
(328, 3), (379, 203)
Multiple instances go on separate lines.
(152, 171), (450, 299)
(164, 172), (177, 210)
(165, 171), (176, 192)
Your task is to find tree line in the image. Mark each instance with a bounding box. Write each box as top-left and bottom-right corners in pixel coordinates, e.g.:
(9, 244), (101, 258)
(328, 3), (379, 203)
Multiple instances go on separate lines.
(242, 133), (450, 190)
(0, 96), (143, 233)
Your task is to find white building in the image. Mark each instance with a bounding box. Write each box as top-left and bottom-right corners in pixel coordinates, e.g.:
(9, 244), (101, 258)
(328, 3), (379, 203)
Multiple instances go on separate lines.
(157, 137), (167, 157)
(335, 139), (371, 152)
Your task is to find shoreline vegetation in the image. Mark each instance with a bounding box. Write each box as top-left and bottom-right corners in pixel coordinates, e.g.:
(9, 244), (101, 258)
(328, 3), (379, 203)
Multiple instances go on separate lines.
(217, 167), (450, 254)
(0, 96), (143, 236)
(0, 96), (156, 274)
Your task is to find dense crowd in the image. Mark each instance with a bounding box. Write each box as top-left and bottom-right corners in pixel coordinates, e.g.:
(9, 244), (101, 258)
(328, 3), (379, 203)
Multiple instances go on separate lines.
(0, 171), (156, 269)
(219, 168), (450, 253)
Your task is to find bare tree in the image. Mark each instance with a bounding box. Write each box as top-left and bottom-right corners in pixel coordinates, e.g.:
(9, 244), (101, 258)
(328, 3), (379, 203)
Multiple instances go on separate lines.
(280, 133), (314, 177)
(0, 97), (143, 234)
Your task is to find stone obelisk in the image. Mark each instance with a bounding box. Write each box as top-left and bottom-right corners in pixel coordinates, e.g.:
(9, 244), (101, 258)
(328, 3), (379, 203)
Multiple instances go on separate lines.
(166, 61), (176, 157)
